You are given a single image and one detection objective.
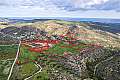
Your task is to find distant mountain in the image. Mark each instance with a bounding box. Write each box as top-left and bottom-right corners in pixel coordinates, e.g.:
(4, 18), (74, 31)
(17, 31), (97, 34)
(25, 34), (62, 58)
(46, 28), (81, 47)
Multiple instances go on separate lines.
(87, 22), (120, 34)
(59, 18), (120, 23)
(5, 17), (120, 23)
(0, 18), (10, 22)
(0, 17), (53, 23)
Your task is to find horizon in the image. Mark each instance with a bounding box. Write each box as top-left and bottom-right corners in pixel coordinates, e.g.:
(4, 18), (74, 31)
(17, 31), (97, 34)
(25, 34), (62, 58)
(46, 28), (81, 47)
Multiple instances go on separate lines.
(1, 16), (120, 24)
(1, 17), (120, 20)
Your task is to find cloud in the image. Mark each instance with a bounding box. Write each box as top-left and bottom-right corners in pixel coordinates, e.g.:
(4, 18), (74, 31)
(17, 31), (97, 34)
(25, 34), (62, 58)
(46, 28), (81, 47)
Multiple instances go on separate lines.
(0, 0), (120, 18)
(50, 0), (120, 11)
(51, 0), (110, 11)
(93, 0), (120, 11)
(0, 0), (120, 11)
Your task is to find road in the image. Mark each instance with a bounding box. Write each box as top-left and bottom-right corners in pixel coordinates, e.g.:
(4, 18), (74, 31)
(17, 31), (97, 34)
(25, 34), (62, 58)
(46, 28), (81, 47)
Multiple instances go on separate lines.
(24, 62), (42, 80)
(94, 56), (114, 74)
(7, 41), (21, 80)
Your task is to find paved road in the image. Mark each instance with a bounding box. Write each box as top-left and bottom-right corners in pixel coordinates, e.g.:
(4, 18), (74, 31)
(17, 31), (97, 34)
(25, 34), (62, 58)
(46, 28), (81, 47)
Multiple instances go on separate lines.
(7, 41), (21, 80)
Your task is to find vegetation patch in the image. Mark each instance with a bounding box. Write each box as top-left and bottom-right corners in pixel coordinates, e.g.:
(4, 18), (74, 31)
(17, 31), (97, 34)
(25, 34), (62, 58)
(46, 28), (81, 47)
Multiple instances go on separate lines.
(0, 45), (18, 60)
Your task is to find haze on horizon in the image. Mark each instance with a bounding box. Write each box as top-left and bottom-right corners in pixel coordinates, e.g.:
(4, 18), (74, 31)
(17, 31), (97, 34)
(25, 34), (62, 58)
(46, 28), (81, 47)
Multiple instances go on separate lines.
(0, 0), (120, 19)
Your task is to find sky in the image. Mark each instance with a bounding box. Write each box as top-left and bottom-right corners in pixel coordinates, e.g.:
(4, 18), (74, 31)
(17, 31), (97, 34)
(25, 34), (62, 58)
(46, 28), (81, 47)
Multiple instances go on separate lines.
(0, 0), (120, 19)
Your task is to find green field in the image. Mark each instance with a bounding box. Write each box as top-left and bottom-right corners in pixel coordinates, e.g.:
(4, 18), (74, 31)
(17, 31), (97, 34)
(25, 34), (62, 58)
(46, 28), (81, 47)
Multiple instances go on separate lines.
(20, 62), (38, 78)
(32, 67), (49, 80)
(19, 45), (39, 63)
(45, 41), (88, 55)
(0, 45), (18, 60)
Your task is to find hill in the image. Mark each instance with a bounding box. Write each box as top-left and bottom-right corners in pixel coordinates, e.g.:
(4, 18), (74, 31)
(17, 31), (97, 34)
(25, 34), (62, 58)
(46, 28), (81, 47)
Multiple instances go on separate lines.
(0, 19), (120, 80)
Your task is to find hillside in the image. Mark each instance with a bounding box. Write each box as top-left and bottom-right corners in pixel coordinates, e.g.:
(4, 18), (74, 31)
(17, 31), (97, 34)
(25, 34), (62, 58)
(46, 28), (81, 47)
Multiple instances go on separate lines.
(0, 19), (120, 80)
